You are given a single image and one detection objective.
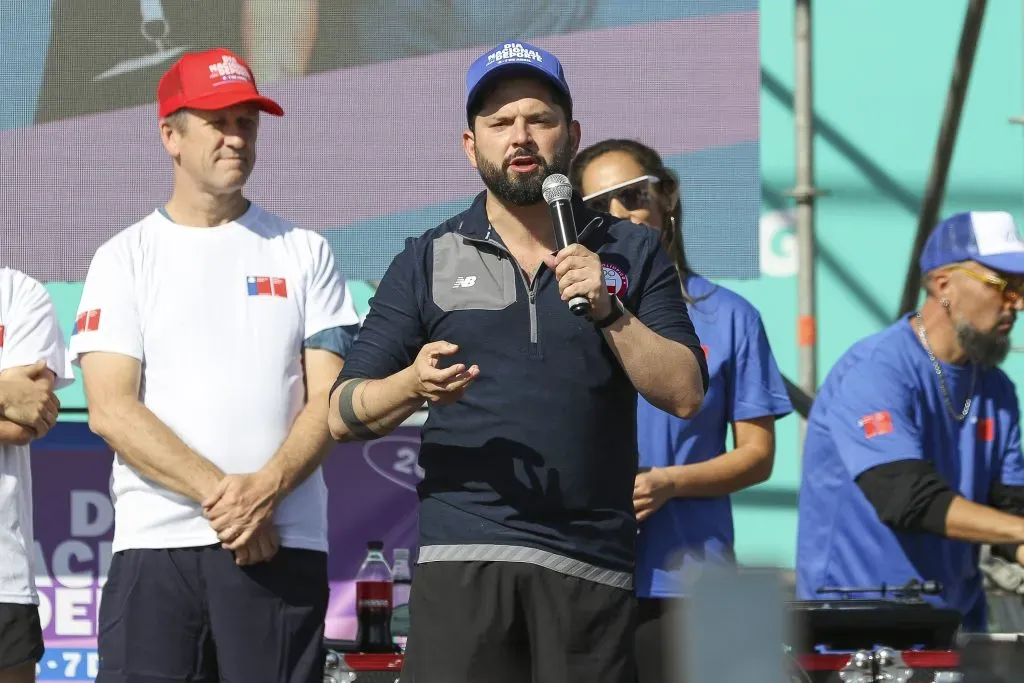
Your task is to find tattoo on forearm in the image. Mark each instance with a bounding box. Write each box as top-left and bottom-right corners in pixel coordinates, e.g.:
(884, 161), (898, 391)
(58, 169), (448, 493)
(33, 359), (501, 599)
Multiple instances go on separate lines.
(338, 379), (383, 440)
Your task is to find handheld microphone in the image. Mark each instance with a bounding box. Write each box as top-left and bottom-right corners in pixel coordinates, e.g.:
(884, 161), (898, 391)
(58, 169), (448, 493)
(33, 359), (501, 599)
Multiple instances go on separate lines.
(542, 173), (591, 317)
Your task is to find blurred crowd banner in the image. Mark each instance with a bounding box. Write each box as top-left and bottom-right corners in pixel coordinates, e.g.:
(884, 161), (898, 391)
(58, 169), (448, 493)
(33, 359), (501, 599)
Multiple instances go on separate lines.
(30, 422), (422, 682)
(0, 1), (760, 283)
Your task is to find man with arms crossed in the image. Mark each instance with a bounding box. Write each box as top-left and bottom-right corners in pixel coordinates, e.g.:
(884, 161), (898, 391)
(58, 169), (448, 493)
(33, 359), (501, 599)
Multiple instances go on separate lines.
(71, 48), (359, 682)
(798, 212), (1024, 632)
(329, 41), (708, 683)
(0, 267), (72, 683)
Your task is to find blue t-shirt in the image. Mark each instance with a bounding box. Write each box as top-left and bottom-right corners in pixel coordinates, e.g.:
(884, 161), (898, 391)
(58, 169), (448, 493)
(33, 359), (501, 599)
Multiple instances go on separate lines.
(636, 274), (792, 598)
(796, 314), (1024, 632)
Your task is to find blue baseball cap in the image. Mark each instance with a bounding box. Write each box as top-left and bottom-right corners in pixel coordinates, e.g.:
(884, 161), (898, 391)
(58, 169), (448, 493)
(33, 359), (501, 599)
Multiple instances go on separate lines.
(920, 211), (1024, 275)
(465, 41), (571, 120)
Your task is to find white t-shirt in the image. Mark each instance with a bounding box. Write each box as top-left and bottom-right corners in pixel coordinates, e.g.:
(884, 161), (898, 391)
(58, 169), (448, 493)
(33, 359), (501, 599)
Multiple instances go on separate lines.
(0, 268), (75, 605)
(69, 204), (358, 553)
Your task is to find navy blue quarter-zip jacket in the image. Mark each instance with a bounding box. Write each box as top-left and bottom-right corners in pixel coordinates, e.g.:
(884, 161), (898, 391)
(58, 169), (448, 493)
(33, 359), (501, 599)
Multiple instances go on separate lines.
(339, 191), (708, 586)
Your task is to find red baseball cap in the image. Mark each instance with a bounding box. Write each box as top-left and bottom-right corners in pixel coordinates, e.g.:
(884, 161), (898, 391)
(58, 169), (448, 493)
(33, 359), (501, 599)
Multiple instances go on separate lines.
(157, 48), (284, 118)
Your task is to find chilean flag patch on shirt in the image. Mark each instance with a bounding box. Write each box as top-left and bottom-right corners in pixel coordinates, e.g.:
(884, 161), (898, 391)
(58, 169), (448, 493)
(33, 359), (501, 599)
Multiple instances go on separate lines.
(859, 410), (894, 439)
(74, 309), (101, 334)
(977, 417), (995, 442)
(247, 276), (288, 298)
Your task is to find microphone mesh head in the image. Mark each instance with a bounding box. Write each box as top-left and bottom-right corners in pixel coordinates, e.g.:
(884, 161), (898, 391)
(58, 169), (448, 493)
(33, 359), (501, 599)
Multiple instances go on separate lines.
(542, 173), (574, 204)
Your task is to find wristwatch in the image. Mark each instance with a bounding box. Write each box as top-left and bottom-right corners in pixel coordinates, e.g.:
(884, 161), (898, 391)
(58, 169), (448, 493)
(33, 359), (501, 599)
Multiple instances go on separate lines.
(594, 296), (625, 329)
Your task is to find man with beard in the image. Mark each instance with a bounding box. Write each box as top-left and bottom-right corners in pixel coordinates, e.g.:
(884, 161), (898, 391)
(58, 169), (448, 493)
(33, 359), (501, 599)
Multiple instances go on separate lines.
(328, 41), (708, 683)
(797, 211), (1024, 632)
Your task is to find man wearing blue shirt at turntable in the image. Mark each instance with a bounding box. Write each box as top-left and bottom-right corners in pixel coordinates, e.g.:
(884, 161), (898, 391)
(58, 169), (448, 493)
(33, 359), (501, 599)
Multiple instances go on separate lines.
(797, 211), (1024, 632)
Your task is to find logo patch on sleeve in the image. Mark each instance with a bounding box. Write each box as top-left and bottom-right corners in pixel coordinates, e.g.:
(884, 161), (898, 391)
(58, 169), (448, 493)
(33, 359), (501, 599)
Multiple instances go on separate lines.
(859, 410), (894, 439)
(74, 309), (101, 334)
(601, 263), (629, 298)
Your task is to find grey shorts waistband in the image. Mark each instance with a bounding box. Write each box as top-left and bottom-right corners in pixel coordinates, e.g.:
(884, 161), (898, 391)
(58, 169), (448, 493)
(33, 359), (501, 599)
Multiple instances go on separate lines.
(417, 544), (633, 590)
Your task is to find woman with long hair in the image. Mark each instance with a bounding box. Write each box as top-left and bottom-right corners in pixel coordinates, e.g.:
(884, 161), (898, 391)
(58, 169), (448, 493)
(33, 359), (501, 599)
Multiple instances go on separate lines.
(570, 139), (793, 682)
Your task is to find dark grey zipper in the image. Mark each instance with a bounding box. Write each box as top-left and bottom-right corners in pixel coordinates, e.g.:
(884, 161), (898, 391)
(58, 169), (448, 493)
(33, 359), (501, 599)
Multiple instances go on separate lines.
(526, 276), (538, 345)
(462, 236), (540, 346)
(460, 215), (602, 349)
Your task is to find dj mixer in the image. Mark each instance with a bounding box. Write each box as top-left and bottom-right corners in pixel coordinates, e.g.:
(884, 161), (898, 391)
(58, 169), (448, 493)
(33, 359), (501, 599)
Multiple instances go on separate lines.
(786, 581), (1021, 682)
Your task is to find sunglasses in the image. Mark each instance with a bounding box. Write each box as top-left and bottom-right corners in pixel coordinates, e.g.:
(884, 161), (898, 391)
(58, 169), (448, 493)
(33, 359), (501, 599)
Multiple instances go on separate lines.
(948, 265), (1024, 304)
(582, 175), (660, 213)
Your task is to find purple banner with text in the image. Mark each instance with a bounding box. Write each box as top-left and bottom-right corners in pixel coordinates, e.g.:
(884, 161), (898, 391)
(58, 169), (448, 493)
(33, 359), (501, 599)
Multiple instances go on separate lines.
(30, 422), (422, 682)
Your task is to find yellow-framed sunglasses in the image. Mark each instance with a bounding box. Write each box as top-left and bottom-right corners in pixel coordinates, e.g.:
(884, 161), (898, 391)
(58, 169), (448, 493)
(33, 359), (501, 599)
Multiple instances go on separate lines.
(947, 265), (1024, 304)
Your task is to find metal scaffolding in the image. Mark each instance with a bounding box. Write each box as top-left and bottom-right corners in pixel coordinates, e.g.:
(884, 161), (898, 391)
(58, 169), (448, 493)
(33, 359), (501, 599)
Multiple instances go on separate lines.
(788, 0), (821, 446)
(784, 0), (990, 443)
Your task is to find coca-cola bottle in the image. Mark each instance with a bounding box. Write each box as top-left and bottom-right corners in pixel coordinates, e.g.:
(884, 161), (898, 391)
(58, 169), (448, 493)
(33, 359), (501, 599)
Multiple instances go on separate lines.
(355, 540), (395, 653)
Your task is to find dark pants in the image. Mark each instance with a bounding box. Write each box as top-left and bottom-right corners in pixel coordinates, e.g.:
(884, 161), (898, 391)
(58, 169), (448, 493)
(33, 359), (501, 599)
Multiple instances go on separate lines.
(400, 561), (636, 683)
(97, 545), (328, 683)
(635, 597), (686, 683)
(0, 603), (43, 671)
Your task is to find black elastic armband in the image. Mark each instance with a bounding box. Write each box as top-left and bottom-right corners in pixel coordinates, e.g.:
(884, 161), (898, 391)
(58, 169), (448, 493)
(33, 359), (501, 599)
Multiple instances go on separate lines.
(336, 378), (383, 441)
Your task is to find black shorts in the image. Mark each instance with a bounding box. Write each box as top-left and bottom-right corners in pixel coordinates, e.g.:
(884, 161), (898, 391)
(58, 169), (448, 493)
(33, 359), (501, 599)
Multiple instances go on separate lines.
(0, 603), (44, 671)
(96, 545), (328, 683)
(635, 597), (687, 683)
(400, 561), (636, 683)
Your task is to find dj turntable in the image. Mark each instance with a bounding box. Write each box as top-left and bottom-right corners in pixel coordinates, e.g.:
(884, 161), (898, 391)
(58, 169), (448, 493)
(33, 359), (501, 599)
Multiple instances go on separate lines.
(786, 580), (964, 682)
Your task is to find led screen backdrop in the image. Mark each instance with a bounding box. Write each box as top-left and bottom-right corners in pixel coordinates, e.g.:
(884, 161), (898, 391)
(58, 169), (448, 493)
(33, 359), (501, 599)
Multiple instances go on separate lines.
(1, 1), (759, 679)
(1, 0), (759, 283)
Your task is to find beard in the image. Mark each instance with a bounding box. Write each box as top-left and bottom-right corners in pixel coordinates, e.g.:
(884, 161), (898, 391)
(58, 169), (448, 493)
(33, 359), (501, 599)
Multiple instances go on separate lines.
(956, 318), (1013, 369)
(475, 139), (573, 205)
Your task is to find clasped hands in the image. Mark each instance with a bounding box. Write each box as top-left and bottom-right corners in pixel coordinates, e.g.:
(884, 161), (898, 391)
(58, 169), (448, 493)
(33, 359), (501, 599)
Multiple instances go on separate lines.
(0, 360), (60, 439)
(202, 471), (281, 566)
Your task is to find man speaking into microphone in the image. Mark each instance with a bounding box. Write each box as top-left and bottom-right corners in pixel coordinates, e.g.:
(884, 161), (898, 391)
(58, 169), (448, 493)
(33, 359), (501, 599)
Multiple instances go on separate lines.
(329, 40), (708, 683)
